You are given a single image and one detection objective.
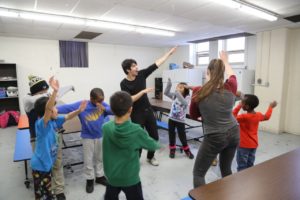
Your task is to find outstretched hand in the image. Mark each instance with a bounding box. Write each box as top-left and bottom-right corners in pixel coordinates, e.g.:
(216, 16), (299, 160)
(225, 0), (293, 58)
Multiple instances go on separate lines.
(169, 46), (177, 55)
(49, 76), (59, 91)
(270, 101), (277, 108)
(79, 100), (88, 112)
(219, 51), (229, 64)
(143, 88), (154, 94)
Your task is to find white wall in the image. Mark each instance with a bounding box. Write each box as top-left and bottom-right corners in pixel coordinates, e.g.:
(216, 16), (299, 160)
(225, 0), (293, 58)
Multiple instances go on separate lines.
(0, 36), (166, 113)
(284, 28), (300, 135)
(255, 28), (296, 134)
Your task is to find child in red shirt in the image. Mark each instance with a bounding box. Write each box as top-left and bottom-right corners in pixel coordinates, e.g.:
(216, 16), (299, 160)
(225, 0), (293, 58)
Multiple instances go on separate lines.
(233, 94), (277, 171)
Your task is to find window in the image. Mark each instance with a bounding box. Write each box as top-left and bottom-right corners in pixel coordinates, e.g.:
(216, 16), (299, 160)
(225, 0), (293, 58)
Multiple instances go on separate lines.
(218, 37), (245, 64)
(195, 42), (209, 65)
(59, 41), (88, 68)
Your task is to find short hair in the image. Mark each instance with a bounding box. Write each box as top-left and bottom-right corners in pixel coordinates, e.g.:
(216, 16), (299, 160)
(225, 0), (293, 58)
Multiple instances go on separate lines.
(90, 88), (104, 99)
(34, 96), (49, 117)
(179, 82), (190, 98)
(110, 91), (133, 117)
(244, 94), (259, 111)
(121, 59), (137, 75)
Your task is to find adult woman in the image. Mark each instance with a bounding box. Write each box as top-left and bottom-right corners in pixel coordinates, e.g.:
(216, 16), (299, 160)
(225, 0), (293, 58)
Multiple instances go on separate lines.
(190, 51), (239, 187)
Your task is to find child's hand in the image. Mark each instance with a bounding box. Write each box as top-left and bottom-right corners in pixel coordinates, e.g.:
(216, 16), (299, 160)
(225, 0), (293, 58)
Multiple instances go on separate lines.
(270, 101), (277, 108)
(49, 76), (59, 91)
(96, 102), (105, 112)
(168, 78), (172, 83)
(79, 100), (87, 112)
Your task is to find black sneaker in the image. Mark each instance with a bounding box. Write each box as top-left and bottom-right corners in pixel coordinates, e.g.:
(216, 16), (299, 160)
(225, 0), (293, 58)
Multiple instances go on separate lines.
(86, 179), (94, 193)
(95, 176), (108, 186)
(184, 150), (194, 159)
(169, 149), (175, 159)
(56, 193), (66, 200)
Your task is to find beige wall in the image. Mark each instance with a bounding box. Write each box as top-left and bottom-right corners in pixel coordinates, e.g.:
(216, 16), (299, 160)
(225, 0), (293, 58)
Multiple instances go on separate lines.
(255, 28), (300, 135)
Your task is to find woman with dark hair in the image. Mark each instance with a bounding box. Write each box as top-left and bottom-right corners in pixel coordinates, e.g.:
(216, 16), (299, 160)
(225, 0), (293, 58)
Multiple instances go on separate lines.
(189, 51), (240, 187)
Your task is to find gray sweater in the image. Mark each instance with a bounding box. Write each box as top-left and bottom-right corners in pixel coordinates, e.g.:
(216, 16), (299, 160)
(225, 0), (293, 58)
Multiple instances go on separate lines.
(198, 90), (238, 135)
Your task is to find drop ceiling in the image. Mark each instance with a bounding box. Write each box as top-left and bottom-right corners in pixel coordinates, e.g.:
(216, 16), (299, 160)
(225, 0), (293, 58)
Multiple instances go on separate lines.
(0, 0), (299, 47)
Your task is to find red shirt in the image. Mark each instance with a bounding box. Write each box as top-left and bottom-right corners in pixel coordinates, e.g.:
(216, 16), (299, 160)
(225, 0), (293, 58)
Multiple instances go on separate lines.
(233, 104), (273, 148)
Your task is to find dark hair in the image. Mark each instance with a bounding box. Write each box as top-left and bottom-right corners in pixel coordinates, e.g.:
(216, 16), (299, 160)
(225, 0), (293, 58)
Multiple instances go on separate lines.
(110, 91), (133, 117)
(121, 59), (137, 75)
(90, 88), (104, 99)
(244, 94), (259, 111)
(179, 82), (190, 98)
(34, 96), (50, 117)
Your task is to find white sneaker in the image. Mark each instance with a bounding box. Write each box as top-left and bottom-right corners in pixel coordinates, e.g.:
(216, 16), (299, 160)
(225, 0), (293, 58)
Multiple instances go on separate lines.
(147, 157), (159, 166)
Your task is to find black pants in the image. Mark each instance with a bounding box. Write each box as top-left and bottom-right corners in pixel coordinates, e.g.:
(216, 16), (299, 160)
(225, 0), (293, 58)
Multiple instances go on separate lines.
(131, 108), (159, 159)
(104, 182), (144, 200)
(168, 119), (188, 147)
(193, 125), (240, 188)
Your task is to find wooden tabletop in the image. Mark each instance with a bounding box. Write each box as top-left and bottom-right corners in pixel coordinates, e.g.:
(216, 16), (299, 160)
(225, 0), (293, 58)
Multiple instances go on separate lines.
(18, 114), (29, 129)
(189, 148), (300, 200)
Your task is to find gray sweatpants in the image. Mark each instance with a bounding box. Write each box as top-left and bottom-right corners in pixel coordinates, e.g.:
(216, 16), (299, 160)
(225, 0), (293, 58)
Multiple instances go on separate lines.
(193, 125), (240, 188)
(82, 138), (104, 180)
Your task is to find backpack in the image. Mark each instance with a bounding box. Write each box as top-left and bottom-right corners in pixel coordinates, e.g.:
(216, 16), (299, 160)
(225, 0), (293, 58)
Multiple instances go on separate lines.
(0, 111), (20, 128)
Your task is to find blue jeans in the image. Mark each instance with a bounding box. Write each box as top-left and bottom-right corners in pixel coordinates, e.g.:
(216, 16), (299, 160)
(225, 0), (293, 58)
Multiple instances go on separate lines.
(236, 147), (257, 171)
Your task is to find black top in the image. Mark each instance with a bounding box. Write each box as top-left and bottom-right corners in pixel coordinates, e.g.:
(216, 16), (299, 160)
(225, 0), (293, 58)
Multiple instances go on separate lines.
(120, 63), (158, 113)
(26, 109), (38, 140)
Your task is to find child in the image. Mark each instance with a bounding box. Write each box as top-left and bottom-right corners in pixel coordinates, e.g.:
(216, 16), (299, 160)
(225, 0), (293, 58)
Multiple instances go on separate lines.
(233, 94), (277, 171)
(31, 77), (86, 200)
(164, 78), (194, 159)
(57, 88), (113, 193)
(23, 75), (73, 200)
(102, 91), (160, 200)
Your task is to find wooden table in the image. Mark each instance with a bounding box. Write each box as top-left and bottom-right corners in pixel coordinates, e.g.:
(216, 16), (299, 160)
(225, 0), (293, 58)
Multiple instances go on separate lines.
(189, 148), (300, 200)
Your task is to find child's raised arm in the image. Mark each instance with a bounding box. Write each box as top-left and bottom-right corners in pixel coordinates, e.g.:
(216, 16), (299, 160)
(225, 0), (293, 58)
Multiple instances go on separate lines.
(65, 100), (87, 121)
(164, 78), (175, 100)
(43, 76), (59, 125)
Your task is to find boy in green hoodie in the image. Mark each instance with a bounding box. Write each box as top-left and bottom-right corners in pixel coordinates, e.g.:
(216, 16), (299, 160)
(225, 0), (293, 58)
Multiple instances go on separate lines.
(102, 91), (160, 200)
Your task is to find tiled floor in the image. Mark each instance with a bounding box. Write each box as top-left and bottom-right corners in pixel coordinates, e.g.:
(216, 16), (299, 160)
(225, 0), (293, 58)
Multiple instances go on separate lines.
(1, 124), (300, 200)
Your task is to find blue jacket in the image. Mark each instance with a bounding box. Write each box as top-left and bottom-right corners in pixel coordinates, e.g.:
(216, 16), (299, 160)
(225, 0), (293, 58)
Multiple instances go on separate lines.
(57, 100), (112, 139)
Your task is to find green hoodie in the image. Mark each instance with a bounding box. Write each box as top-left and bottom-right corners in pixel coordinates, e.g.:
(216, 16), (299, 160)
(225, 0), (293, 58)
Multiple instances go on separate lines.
(102, 120), (160, 187)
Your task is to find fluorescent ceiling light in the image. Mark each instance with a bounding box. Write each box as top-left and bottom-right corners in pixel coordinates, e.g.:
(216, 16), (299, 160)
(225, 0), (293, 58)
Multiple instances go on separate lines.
(0, 7), (176, 37)
(86, 20), (135, 31)
(239, 5), (277, 21)
(20, 12), (85, 25)
(0, 8), (18, 18)
(136, 27), (175, 37)
(212, 0), (278, 21)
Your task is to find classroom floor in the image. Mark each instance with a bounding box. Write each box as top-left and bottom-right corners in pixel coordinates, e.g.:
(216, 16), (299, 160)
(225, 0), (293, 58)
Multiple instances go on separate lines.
(1, 124), (300, 200)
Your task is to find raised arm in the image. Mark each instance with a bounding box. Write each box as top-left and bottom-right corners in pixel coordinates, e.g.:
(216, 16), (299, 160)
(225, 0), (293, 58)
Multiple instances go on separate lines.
(164, 78), (175, 99)
(43, 77), (59, 125)
(65, 100), (87, 121)
(219, 51), (235, 77)
(261, 101), (277, 121)
(57, 101), (81, 114)
(155, 46), (177, 67)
